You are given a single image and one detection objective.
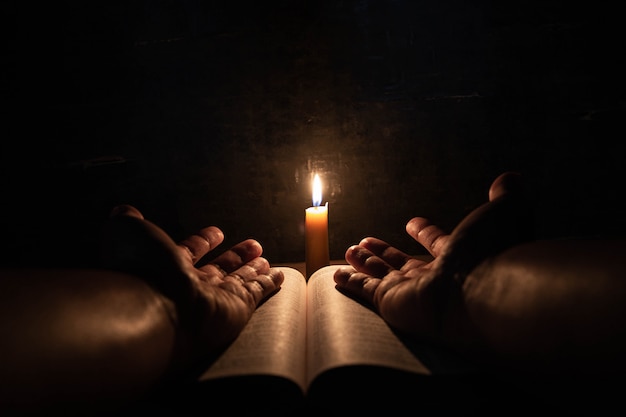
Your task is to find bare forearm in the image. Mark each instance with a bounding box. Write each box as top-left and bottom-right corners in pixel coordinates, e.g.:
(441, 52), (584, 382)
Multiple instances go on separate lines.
(0, 268), (177, 414)
(449, 239), (626, 373)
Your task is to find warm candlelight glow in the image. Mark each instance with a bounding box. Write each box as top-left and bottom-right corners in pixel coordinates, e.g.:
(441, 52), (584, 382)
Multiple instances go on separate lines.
(305, 173), (329, 278)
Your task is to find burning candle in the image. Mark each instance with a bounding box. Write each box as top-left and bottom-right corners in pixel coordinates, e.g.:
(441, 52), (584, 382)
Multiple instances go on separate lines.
(305, 173), (329, 278)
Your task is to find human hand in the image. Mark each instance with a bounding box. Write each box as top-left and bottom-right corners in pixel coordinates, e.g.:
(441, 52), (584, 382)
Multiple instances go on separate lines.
(100, 205), (284, 374)
(333, 172), (533, 341)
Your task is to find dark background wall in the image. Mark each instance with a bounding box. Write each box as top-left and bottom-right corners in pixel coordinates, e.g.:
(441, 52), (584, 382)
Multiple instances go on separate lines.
(3, 1), (625, 267)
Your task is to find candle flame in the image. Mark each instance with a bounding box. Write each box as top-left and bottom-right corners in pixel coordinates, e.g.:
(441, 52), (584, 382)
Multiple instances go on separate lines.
(312, 174), (322, 207)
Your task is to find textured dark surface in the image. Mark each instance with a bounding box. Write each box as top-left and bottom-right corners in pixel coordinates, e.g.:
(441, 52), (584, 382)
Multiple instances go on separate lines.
(3, 1), (626, 267)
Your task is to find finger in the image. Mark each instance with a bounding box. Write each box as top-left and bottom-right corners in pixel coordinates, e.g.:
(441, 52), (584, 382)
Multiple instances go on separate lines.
(406, 217), (450, 258)
(198, 255), (270, 285)
(222, 261), (284, 308)
(489, 171), (526, 201)
(242, 267), (284, 304)
(333, 266), (380, 306)
(344, 244), (394, 278)
(358, 237), (414, 270)
(209, 239), (263, 273)
(178, 226), (224, 265)
(110, 204), (143, 220)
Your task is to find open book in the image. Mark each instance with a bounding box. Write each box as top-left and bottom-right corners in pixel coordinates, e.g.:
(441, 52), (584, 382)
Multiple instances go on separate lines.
(170, 265), (479, 414)
(144, 265), (624, 416)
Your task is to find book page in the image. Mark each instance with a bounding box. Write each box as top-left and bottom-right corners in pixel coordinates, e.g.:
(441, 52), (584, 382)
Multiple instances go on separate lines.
(305, 265), (432, 387)
(198, 267), (308, 393)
